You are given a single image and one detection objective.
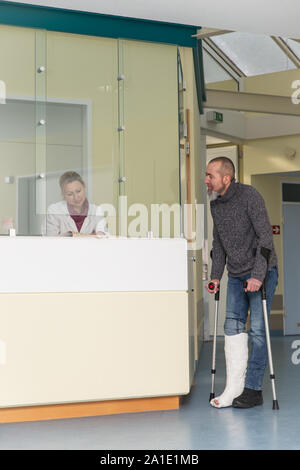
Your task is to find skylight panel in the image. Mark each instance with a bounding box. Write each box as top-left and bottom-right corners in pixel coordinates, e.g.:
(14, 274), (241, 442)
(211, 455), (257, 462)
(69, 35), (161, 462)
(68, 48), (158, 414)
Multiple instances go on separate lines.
(285, 38), (300, 60)
(203, 49), (235, 83)
(211, 32), (296, 76)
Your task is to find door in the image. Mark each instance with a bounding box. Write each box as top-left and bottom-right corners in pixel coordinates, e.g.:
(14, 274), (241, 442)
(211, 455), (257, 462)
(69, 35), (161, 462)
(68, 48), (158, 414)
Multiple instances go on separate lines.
(282, 202), (300, 335)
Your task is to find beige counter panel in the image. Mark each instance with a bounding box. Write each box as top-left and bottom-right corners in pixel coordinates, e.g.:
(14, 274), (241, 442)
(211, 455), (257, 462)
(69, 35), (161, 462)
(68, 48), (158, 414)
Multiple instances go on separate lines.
(0, 291), (189, 408)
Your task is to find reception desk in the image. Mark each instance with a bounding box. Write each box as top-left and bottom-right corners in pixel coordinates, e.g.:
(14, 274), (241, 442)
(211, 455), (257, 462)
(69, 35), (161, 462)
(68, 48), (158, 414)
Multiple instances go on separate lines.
(0, 237), (193, 422)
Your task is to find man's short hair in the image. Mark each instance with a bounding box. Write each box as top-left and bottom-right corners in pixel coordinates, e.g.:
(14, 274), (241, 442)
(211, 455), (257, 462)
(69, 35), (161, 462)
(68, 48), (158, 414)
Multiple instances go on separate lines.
(208, 156), (235, 180)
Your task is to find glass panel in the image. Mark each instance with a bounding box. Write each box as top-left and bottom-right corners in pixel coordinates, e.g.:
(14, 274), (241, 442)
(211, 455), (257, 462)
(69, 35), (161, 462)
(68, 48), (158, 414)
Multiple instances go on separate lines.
(117, 40), (126, 236)
(121, 40), (180, 238)
(203, 49), (235, 83)
(0, 26), (181, 238)
(282, 183), (300, 202)
(178, 50), (185, 234)
(34, 29), (47, 235)
(0, 25), (36, 235)
(43, 31), (118, 236)
(211, 32), (296, 76)
(178, 49), (196, 243)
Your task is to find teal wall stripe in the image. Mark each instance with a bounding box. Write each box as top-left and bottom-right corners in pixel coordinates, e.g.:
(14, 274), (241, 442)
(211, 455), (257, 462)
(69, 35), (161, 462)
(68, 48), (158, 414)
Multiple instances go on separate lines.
(0, 0), (198, 47)
(193, 39), (207, 114)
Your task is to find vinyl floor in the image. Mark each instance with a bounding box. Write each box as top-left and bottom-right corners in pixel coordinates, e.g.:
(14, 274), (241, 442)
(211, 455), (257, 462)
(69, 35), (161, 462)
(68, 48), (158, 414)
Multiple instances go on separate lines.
(0, 335), (299, 450)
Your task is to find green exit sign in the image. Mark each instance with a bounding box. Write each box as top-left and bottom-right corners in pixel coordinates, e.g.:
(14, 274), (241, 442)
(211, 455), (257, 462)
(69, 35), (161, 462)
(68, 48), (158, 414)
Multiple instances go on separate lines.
(207, 111), (223, 123)
(214, 112), (223, 122)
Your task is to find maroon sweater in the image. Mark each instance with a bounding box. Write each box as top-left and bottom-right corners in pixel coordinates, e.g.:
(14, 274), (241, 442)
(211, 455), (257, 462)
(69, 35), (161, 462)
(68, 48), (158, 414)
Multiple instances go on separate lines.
(67, 199), (89, 232)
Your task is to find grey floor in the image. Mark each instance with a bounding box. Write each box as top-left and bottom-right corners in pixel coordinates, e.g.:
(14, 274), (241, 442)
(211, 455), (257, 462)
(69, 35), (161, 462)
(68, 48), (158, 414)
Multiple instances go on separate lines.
(0, 335), (299, 450)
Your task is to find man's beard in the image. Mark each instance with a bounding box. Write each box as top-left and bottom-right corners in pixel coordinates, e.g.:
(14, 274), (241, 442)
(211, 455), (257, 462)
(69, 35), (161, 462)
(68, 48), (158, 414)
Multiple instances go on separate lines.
(207, 189), (219, 201)
(207, 183), (226, 201)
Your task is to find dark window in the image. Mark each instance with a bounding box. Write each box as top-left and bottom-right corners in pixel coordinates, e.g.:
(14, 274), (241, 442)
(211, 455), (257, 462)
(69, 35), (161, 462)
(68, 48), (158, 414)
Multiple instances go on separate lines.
(282, 183), (300, 202)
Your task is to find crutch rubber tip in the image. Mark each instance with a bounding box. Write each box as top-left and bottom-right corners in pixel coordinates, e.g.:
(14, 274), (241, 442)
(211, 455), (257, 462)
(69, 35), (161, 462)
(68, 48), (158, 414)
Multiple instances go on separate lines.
(209, 393), (215, 402)
(272, 400), (279, 410)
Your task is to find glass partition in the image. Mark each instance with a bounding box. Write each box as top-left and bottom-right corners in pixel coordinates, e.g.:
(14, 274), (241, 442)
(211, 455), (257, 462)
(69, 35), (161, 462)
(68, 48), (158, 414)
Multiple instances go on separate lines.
(0, 25), (36, 235)
(119, 39), (180, 238)
(42, 31), (118, 236)
(0, 24), (181, 238)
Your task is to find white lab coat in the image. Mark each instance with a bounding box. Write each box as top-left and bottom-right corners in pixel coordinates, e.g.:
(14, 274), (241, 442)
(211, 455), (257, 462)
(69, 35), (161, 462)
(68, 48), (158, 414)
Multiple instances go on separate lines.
(43, 200), (108, 236)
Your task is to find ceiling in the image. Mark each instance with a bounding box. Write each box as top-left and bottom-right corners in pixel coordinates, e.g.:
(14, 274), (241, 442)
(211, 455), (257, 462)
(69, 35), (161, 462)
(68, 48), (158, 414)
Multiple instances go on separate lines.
(206, 136), (231, 146)
(8, 2), (300, 90)
(9, 0), (300, 39)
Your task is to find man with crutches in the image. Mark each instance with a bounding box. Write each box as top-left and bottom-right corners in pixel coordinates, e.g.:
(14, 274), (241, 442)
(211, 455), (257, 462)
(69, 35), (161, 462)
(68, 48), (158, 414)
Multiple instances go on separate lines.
(204, 157), (278, 409)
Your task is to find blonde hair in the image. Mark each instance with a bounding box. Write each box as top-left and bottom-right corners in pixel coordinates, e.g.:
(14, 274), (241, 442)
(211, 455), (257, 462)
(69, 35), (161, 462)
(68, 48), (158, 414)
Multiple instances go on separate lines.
(59, 171), (85, 190)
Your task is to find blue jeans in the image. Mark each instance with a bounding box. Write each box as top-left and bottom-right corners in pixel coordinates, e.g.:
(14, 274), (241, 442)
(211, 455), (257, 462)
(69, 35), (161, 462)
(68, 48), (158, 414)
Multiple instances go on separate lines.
(224, 266), (278, 390)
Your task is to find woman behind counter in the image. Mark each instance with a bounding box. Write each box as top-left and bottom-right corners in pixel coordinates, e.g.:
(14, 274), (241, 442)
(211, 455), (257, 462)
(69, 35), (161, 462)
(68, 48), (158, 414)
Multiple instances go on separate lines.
(44, 171), (108, 236)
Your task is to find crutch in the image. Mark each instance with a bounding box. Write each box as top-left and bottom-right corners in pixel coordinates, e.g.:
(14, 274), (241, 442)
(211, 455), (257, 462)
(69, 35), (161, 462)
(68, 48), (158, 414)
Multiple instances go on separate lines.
(208, 281), (220, 402)
(243, 247), (279, 410)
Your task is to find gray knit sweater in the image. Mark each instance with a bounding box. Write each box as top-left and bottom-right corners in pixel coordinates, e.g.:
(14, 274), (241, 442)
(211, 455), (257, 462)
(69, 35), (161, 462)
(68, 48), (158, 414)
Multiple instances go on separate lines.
(210, 181), (277, 283)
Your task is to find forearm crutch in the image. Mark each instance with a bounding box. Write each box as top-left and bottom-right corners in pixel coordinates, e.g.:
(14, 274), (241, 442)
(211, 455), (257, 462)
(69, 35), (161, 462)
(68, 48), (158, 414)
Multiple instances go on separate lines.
(244, 247), (279, 410)
(208, 282), (220, 402)
(261, 247), (279, 410)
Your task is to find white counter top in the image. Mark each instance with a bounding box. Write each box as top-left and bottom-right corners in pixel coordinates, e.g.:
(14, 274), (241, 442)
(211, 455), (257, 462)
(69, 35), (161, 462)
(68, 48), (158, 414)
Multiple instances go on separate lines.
(0, 236), (188, 293)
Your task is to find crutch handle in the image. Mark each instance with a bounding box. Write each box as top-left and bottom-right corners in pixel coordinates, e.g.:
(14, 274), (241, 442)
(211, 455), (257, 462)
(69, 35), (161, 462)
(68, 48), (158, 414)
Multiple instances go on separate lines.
(208, 282), (220, 300)
(208, 282), (215, 291)
(243, 280), (263, 293)
(260, 247), (271, 300)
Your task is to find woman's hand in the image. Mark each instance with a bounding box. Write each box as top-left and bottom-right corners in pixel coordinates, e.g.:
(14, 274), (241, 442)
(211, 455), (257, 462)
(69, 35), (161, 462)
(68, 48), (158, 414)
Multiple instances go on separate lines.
(96, 231), (108, 237)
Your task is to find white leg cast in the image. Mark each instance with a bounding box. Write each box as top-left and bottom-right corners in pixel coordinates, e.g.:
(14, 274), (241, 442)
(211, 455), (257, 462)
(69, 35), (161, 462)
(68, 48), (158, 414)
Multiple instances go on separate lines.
(210, 332), (248, 408)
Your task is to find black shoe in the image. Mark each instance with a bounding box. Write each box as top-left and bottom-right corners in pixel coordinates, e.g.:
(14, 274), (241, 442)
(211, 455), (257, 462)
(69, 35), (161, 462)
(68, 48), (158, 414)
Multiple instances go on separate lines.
(232, 388), (263, 408)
